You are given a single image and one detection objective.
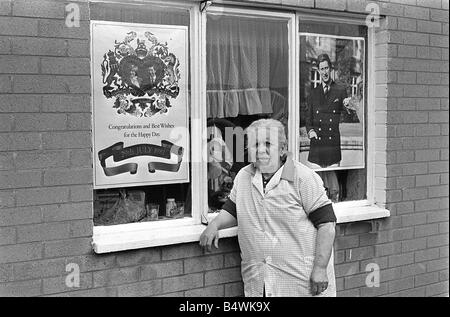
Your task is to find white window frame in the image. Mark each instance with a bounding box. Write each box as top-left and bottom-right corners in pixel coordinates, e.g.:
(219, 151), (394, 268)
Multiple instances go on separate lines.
(296, 13), (389, 223)
(92, 2), (389, 254)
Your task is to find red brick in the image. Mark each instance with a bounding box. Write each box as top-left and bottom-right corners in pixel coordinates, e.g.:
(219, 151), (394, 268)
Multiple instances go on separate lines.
(400, 262), (427, 278)
(416, 174), (440, 187)
(335, 262), (360, 278)
(68, 219), (93, 238)
(335, 236), (359, 250)
(0, 56), (39, 74)
(115, 248), (161, 267)
(16, 187), (70, 207)
(12, 37), (66, 56)
(344, 273), (366, 289)
(0, 206), (42, 226)
(415, 272), (440, 287)
(140, 261), (183, 280)
(41, 203), (91, 222)
(426, 281), (449, 296)
(0, 242), (42, 264)
(337, 288), (360, 297)
(429, 185), (449, 198)
(44, 237), (92, 257)
(0, 279), (42, 296)
(0, 153), (13, 170)
(0, 227), (16, 245)
(427, 234), (449, 248)
(0, 170), (41, 189)
(117, 280), (162, 297)
(42, 131), (91, 149)
(205, 267), (241, 286)
(38, 19), (89, 39)
(376, 242), (402, 256)
(43, 272), (93, 295)
(14, 113), (67, 132)
(385, 286), (426, 296)
(13, 75), (90, 94)
(415, 247), (440, 262)
(13, 258), (66, 280)
(67, 39), (90, 57)
(41, 57), (90, 75)
(49, 286), (117, 297)
(0, 17), (38, 36)
(184, 254), (223, 274)
(93, 267), (140, 287)
(162, 273), (203, 293)
(414, 223), (440, 238)
(67, 114), (91, 131)
(162, 243), (204, 261)
(185, 285), (224, 297)
(68, 254), (116, 272)
(346, 246), (375, 261)
(360, 282), (389, 296)
(224, 281), (244, 297)
(41, 95), (90, 113)
(15, 150), (69, 169)
(315, 0), (345, 10)
(388, 252), (414, 267)
(404, 6), (429, 20)
(69, 185), (93, 202)
(17, 222), (70, 243)
(427, 209), (449, 223)
(0, 133), (41, 151)
(388, 276), (414, 293)
(43, 168), (91, 186)
(0, 95), (41, 113)
(427, 258), (449, 272)
(402, 214), (427, 227)
(401, 237), (427, 252)
(224, 252), (241, 268)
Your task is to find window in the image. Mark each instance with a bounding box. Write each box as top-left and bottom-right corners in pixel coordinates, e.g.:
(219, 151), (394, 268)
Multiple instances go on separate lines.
(91, 2), (194, 227)
(298, 19), (367, 203)
(204, 10), (291, 213)
(90, 2), (389, 253)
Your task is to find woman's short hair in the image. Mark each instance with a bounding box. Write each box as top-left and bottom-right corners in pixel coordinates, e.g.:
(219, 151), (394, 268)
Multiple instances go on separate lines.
(245, 118), (287, 149)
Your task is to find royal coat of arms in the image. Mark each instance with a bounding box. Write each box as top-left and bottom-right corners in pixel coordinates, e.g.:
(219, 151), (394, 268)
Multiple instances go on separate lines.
(101, 31), (181, 117)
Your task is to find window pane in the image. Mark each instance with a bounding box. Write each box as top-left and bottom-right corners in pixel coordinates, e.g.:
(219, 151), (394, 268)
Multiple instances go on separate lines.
(299, 21), (367, 202)
(90, 3), (192, 225)
(206, 14), (289, 211)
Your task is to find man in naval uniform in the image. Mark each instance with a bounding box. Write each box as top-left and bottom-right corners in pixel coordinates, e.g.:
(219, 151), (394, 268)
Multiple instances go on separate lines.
(305, 53), (351, 168)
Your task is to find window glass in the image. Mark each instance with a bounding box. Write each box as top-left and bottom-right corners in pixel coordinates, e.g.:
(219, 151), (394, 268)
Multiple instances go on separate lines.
(299, 21), (367, 202)
(206, 14), (289, 212)
(90, 3), (192, 225)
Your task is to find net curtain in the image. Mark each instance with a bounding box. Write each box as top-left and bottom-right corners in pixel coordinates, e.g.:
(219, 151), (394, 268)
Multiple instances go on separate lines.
(206, 16), (288, 119)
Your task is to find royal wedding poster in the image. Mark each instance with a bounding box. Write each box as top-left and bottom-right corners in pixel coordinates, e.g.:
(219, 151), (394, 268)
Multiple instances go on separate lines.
(91, 21), (189, 189)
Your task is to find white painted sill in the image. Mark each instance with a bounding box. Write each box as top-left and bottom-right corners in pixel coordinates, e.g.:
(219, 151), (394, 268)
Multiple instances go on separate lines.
(92, 203), (389, 254)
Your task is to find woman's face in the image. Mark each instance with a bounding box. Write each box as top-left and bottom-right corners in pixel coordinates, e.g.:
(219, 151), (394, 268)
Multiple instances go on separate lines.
(248, 128), (284, 174)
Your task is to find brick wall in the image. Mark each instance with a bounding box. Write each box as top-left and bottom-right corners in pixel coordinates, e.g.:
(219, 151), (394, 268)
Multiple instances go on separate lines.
(0, 0), (448, 297)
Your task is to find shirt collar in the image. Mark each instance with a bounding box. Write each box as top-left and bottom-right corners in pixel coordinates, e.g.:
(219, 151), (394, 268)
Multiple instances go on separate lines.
(322, 80), (333, 88)
(248, 152), (295, 182)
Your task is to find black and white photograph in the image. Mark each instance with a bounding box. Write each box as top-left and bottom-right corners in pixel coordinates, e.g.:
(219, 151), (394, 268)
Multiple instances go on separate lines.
(0, 0), (448, 302)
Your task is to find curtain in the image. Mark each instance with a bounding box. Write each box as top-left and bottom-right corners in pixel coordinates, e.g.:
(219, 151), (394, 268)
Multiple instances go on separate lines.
(206, 16), (288, 118)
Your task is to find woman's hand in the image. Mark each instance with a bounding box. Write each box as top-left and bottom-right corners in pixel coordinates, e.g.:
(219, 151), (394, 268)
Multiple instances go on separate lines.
(199, 222), (220, 252)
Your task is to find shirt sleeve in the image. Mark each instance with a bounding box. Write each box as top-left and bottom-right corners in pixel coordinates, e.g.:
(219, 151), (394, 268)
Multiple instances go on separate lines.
(221, 197), (236, 218)
(298, 168), (332, 216)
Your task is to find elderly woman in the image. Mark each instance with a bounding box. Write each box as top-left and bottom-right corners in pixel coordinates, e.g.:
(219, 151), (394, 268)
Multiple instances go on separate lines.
(200, 118), (337, 297)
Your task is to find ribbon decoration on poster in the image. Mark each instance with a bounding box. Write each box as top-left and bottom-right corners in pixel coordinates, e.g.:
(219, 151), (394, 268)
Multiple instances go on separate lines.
(98, 140), (184, 176)
(91, 21), (189, 189)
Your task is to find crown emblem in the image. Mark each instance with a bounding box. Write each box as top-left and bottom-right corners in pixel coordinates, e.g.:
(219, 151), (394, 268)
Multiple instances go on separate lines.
(101, 31), (181, 117)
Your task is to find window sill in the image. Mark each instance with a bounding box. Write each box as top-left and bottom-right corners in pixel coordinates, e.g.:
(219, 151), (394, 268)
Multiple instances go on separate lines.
(333, 203), (390, 223)
(92, 222), (237, 254)
(92, 204), (389, 253)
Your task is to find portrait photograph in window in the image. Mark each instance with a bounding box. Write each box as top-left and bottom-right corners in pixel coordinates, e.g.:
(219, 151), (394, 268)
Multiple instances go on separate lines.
(299, 33), (365, 172)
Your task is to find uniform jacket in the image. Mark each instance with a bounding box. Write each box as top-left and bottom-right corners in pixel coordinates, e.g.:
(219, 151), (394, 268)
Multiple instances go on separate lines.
(305, 81), (348, 167)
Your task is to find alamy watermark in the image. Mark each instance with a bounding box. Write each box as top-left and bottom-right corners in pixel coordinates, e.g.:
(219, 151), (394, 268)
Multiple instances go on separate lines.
(65, 263), (80, 288)
(65, 3), (80, 28)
